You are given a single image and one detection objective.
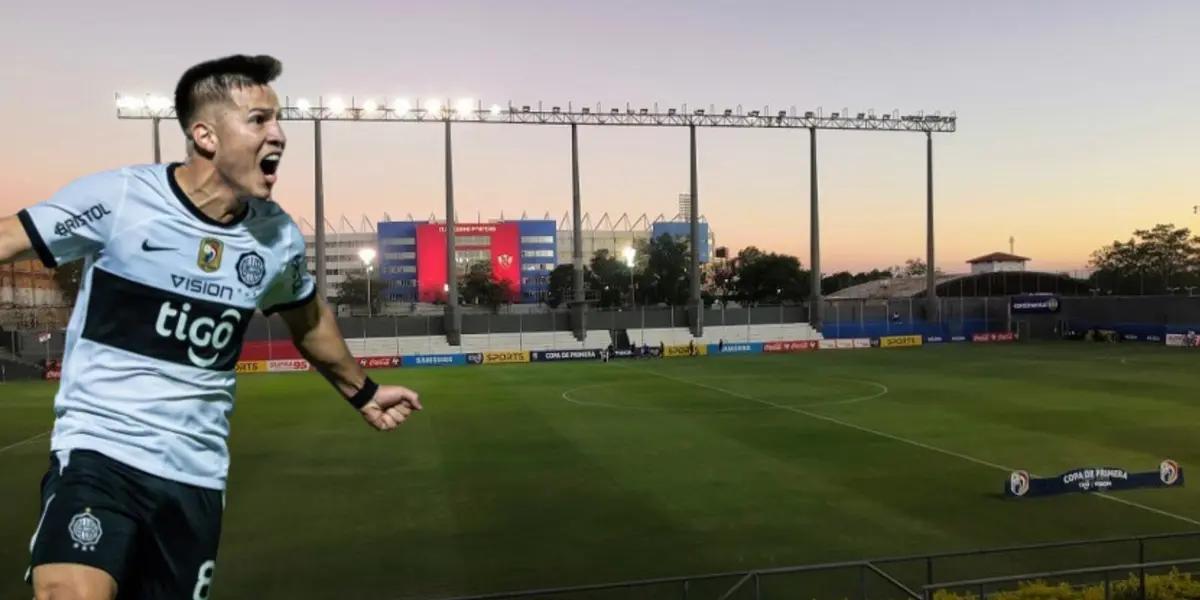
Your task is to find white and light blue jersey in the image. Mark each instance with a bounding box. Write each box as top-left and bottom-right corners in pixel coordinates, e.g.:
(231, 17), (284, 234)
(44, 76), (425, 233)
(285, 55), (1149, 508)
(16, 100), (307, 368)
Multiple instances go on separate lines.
(18, 163), (315, 490)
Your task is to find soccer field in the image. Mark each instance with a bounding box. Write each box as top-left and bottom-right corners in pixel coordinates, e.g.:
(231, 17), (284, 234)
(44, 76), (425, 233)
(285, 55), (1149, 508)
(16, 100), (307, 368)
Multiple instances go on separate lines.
(3, 343), (1199, 598)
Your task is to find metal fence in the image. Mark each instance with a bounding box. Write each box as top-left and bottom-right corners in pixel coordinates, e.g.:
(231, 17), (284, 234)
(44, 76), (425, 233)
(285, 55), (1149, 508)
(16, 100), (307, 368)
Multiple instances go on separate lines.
(431, 532), (1200, 600)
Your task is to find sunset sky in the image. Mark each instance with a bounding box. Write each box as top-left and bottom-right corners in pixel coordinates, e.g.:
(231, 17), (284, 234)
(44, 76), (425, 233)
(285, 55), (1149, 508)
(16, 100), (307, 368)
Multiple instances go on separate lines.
(1, 0), (1195, 274)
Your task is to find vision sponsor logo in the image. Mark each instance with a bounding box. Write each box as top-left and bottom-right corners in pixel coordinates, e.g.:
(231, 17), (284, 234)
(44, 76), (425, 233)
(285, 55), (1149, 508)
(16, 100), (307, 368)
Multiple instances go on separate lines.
(53, 203), (112, 237)
(170, 275), (233, 301)
(155, 302), (242, 369)
(926, 336), (945, 343)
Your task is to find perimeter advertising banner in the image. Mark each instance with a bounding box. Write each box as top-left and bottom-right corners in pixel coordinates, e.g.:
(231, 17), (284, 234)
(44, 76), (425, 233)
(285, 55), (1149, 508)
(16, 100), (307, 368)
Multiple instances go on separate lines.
(709, 342), (761, 355)
(415, 223), (521, 303)
(1011, 295), (1061, 314)
(402, 354), (468, 367)
(483, 350), (531, 364)
(531, 349), (601, 362)
(763, 340), (819, 353)
(972, 332), (1017, 343)
(1006, 460), (1183, 498)
(268, 359), (311, 372)
(235, 360), (267, 374)
(880, 335), (923, 348)
(664, 344), (709, 357)
(357, 356), (402, 369)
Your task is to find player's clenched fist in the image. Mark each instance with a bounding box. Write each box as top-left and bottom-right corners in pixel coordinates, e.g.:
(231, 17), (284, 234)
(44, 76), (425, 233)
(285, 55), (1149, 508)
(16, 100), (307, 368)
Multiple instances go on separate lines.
(360, 385), (423, 431)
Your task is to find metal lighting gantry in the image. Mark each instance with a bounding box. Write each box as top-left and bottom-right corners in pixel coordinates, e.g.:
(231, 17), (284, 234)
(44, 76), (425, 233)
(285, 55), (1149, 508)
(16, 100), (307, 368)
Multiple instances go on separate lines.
(116, 94), (956, 344)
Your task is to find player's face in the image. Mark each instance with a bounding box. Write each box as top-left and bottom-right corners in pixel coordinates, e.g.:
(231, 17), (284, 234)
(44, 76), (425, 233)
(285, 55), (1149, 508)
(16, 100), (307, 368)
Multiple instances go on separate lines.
(212, 85), (286, 200)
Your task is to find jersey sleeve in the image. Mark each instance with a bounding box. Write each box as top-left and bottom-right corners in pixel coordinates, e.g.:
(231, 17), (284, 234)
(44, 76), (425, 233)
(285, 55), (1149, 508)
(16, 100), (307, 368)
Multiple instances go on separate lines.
(17, 169), (126, 268)
(260, 221), (317, 315)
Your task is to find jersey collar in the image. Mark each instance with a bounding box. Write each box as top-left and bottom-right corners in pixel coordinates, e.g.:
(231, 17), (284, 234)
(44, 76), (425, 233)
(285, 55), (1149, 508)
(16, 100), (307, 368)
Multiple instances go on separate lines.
(167, 163), (250, 228)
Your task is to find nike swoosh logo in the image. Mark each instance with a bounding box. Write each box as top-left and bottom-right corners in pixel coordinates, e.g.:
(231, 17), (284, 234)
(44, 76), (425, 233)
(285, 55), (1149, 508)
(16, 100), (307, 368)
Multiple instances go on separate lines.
(141, 240), (176, 252)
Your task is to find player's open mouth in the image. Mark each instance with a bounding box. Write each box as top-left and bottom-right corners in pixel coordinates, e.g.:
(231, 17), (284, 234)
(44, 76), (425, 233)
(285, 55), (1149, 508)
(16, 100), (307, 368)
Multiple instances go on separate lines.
(260, 153), (281, 183)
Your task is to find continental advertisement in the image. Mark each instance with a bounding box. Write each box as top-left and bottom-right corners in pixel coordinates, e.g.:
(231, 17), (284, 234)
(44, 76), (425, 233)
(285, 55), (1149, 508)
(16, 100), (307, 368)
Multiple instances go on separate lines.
(664, 344), (708, 358)
(235, 360), (268, 374)
(880, 335), (923, 348)
(483, 350), (531, 364)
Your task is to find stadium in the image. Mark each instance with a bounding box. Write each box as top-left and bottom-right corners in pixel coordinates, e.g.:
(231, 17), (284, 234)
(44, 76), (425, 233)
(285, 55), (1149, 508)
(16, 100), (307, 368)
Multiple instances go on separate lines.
(4, 6), (1200, 599)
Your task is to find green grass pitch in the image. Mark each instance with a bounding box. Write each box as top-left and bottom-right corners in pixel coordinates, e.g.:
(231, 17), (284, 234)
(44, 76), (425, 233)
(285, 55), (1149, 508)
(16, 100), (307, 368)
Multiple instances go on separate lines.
(3, 343), (1199, 598)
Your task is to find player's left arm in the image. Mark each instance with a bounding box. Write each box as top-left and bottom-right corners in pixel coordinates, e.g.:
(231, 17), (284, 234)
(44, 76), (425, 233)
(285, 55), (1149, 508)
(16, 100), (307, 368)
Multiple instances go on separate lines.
(278, 296), (422, 431)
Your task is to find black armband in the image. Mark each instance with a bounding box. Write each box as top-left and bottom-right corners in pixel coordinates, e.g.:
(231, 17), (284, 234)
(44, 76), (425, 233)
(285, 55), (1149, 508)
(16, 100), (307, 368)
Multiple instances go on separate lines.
(347, 377), (379, 410)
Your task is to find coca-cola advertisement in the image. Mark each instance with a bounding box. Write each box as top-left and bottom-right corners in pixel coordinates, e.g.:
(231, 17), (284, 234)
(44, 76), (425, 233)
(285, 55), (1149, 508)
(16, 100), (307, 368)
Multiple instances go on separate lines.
(357, 356), (402, 369)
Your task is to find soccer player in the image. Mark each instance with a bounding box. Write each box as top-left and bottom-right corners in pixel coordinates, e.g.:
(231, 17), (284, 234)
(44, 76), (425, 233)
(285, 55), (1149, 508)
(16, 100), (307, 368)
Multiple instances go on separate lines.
(0, 55), (423, 600)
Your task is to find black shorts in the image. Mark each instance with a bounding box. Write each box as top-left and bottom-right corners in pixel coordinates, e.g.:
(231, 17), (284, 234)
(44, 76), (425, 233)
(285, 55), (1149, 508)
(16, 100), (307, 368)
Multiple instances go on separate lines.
(26, 449), (224, 599)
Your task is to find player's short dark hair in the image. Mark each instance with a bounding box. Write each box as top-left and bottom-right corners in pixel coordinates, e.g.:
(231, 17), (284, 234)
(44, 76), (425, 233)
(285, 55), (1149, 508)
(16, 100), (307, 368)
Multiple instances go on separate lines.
(174, 55), (282, 136)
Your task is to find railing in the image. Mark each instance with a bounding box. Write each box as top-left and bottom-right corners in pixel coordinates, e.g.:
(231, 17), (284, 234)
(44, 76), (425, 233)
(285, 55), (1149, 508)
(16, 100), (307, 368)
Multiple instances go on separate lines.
(429, 531), (1200, 600)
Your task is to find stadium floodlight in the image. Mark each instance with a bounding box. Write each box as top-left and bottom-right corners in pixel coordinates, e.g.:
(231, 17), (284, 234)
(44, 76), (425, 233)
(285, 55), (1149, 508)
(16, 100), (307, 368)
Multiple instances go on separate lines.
(489, 104), (502, 117)
(455, 98), (475, 116)
(146, 95), (172, 113)
(116, 95), (145, 110)
(358, 247), (376, 317)
(296, 98), (312, 113)
(392, 98), (412, 115)
(362, 99), (378, 114)
(622, 246), (636, 268)
(358, 247), (376, 266)
(328, 97), (347, 115)
(425, 99), (442, 116)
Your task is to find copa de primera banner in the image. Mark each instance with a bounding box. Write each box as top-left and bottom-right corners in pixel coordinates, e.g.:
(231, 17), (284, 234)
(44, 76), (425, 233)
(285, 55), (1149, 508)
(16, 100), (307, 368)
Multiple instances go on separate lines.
(1006, 460), (1183, 498)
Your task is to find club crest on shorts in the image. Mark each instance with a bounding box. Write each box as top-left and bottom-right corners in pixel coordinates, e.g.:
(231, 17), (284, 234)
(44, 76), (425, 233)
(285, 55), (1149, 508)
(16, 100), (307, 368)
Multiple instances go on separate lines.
(236, 251), (266, 288)
(197, 238), (224, 273)
(69, 508), (102, 552)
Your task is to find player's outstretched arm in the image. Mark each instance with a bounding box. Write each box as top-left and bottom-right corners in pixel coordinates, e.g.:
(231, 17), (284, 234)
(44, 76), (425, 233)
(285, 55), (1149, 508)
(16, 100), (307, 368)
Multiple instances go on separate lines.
(278, 296), (422, 431)
(0, 214), (36, 264)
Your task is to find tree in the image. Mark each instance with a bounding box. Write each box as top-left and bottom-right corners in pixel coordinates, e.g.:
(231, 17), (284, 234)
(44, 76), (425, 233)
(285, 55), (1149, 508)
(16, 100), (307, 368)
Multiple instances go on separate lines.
(457, 261), (515, 311)
(735, 251), (806, 303)
(546, 264), (583, 308)
(589, 249), (632, 308)
(821, 268), (894, 295)
(898, 257), (943, 278)
(639, 234), (691, 306)
(333, 271), (386, 314)
(1089, 224), (1200, 294)
(457, 261), (516, 312)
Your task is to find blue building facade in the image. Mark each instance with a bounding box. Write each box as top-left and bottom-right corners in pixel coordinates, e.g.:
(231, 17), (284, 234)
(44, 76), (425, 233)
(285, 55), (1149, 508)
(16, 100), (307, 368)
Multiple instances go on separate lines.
(651, 222), (711, 263)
